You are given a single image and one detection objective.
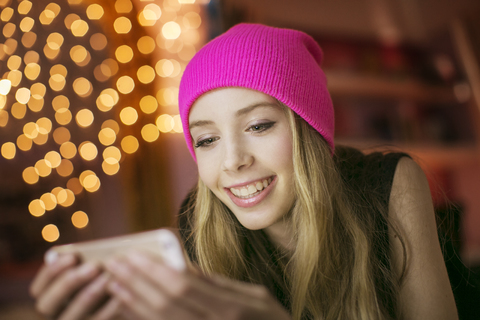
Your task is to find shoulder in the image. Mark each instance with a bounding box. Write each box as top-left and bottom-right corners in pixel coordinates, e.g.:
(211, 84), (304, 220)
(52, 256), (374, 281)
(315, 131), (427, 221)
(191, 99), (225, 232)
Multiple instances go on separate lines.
(388, 157), (458, 319)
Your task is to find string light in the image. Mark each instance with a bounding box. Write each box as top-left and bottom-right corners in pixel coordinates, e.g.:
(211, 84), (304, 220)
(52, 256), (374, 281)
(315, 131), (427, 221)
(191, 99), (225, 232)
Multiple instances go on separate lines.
(0, 0), (205, 243)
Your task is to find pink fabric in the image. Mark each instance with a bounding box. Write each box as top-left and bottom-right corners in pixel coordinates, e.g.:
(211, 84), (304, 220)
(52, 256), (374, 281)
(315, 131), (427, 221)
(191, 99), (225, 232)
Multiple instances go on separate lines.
(179, 23), (334, 160)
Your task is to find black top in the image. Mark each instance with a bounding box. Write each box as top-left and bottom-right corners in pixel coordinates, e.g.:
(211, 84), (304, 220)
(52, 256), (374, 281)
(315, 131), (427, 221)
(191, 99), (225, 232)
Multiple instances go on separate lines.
(177, 146), (480, 319)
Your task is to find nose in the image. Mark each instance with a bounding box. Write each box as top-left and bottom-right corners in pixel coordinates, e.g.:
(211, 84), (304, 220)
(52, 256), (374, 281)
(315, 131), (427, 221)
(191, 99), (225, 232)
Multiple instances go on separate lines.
(221, 138), (253, 172)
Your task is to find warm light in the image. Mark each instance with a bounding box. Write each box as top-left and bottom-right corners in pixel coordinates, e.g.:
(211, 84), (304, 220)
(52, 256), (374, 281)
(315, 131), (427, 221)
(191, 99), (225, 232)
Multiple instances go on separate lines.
(84, 175), (100, 192)
(79, 142), (98, 161)
(115, 0), (133, 13)
(155, 59), (173, 77)
(139, 4), (161, 26)
(156, 87), (179, 106)
(8, 70), (22, 87)
(102, 119), (120, 134)
(183, 12), (201, 29)
(52, 95), (70, 111)
(35, 159), (52, 177)
(86, 4), (104, 20)
(26, 96), (43, 112)
(57, 189), (75, 207)
(46, 3), (61, 16)
(67, 177), (83, 195)
(37, 117), (53, 134)
(115, 45), (134, 63)
(24, 63), (41, 80)
(23, 122), (39, 139)
(60, 141), (77, 159)
(137, 36), (156, 54)
(55, 108), (72, 125)
(90, 33), (107, 51)
(156, 114), (174, 133)
(20, 17), (35, 32)
(24, 51), (39, 65)
(137, 65), (155, 84)
(45, 151), (61, 168)
(56, 159), (74, 177)
(17, 134), (33, 151)
(42, 224), (60, 242)
(3, 22), (15, 37)
(18, 1), (33, 14)
(72, 211), (89, 228)
(7, 55), (21, 70)
(121, 135), (139, 154)
(29, 200), (45, 217)
(4, 38), (17, 55)
(23, 166), (39, 184)
(49, 74), (66, 91)
(16, 87), (31, 104)
(102, 161), (120, 175)
(53, 127), (71, 144)
(172, 115), (184, 133)
(1, 142), (16, 159)
(141, 123), (160, 142)
(44, 44), (60, 60)
(119, 107), (138, 125)
(178, 0), (196, 3)
(103, 146), (121, 164)
(1, 7), (13, 22)
(139, 95), (158, 114)
(39, 10), (55, 25)
(0, 96), (6, 110)
(31, 82), (46, 97)
(162, 21), (181, 39)
(33, 133), (48, 146)
(96, 89), (119, 112)
(114, 17), (132, 34)
(178, 44), (196, 61)
(50, 64), (68, 77)
(0, 110), (8, 127)
(76, 109), (94, 127)
(0, 79), (11, 95)
(98, 127), (116, 146)
(47, 33), (64, 50)
(71, 19), (89, 37)
(40, 193), (57, 211)
(70, 45), (88, 63)
(100, 58), (119, 77)
(73, 77), (93, 97)
(64, 13), (80, 30)
(116, 76), (135, 94)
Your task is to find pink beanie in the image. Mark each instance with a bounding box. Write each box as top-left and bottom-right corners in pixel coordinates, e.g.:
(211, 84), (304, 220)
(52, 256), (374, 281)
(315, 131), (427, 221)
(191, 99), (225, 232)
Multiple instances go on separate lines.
(179, 23), (334, 159)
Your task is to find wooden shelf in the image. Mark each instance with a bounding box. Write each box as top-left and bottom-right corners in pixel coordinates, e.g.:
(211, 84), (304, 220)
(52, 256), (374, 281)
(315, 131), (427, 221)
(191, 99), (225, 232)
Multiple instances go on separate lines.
(325, 71), (458, 104)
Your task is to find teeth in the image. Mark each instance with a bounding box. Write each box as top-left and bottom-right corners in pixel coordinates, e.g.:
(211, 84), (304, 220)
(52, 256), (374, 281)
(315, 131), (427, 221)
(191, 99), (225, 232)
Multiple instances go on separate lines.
(230, 178), (272, 198)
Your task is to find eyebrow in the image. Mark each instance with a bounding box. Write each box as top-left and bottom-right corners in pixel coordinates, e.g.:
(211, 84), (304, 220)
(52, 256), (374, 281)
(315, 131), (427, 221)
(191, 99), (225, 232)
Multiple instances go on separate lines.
(189, 102), (279, 130)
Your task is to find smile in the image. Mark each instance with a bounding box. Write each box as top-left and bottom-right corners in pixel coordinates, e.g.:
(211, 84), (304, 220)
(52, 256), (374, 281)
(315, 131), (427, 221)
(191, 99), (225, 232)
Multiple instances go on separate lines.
(229, 177), (273, 198)
(225, 176), (276, 208)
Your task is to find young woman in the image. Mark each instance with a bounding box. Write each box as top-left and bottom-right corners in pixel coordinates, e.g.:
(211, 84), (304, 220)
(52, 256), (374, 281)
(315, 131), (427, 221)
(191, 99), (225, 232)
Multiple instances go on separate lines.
(30, 23), (458, 320)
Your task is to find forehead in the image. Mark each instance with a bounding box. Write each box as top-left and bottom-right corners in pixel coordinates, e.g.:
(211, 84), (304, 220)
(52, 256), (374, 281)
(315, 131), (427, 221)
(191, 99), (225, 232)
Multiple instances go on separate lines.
(189, 88), (278, 121)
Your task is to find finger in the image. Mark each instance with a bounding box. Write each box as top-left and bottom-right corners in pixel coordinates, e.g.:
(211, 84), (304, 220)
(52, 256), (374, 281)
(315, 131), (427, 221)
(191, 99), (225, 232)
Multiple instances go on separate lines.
(57, 272), (110, 320)
(106, 258), (207, 320)
(35, 262), (100, 317)
(30, 254), (77, 298)
(90, 297), (122, 320)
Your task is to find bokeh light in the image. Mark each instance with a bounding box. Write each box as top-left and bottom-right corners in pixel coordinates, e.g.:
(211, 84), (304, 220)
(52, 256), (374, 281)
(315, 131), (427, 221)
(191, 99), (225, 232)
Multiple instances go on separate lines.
(72, 211), (89, 228)
(42, 224), (60, 242)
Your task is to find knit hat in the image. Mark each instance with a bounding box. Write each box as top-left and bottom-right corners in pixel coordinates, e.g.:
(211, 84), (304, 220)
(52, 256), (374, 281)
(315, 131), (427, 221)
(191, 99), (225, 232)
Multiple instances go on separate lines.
(179, 23), (334, 159)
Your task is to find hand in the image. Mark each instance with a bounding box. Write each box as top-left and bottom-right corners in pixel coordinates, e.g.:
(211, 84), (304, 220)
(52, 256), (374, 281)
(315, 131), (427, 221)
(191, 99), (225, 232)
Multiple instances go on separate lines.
(30, 254), (122, 320)
(104, 251), (292, 320)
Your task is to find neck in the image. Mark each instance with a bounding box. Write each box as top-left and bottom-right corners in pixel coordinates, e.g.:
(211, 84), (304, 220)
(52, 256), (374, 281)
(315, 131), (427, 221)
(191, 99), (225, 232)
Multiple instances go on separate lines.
(264, 219), (295, 253)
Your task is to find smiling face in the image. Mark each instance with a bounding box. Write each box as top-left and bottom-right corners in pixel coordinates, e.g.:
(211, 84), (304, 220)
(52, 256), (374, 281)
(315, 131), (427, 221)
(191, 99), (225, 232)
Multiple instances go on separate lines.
(189, 87), (295, 231)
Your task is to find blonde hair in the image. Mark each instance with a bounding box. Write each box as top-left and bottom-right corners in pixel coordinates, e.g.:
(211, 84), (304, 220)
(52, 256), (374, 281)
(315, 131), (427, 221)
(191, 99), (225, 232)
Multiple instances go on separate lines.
(183, 108), (402, 319)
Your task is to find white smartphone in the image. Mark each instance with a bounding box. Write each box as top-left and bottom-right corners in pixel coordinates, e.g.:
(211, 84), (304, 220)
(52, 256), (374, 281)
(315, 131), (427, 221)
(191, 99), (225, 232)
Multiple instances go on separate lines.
(44, 229), (186, 271)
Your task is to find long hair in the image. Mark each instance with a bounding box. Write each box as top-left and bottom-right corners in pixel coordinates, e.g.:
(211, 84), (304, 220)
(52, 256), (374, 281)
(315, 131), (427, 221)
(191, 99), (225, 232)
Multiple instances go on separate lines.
(182, 107), (404, 319)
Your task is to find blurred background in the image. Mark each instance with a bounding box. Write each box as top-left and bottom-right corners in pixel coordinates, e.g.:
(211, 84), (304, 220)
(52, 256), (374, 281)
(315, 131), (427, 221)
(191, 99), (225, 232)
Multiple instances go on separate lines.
(0, 0), (479, 318)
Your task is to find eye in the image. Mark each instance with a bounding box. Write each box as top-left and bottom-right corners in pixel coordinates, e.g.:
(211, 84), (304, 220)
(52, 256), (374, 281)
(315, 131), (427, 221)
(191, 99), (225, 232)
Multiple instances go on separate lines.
(194, 136), (219, 148)
(247, 122), (275, 133)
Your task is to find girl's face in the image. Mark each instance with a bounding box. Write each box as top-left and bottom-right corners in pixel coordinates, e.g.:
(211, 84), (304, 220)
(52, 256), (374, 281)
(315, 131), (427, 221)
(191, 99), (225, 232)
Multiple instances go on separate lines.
(189, 88), (295, 231)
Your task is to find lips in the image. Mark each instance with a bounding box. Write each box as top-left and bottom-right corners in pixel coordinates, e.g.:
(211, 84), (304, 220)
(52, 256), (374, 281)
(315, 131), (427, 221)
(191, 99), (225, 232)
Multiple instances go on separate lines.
(225, 176), (276, 208)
